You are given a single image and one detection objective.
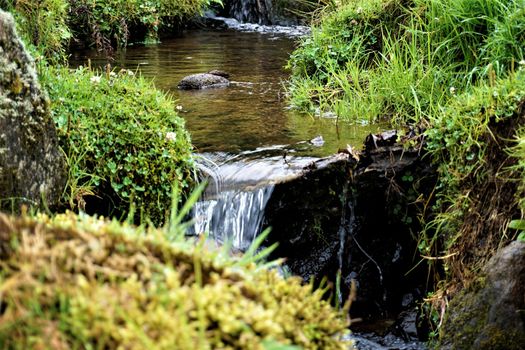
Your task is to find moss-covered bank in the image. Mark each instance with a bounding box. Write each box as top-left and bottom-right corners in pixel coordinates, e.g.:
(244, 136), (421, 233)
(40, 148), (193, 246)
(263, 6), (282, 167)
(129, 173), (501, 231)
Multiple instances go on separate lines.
(0, 213), (350, 349)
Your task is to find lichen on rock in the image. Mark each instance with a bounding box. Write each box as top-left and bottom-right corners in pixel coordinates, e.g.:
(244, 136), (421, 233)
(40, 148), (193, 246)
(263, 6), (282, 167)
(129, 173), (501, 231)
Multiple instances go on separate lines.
(0, 10), (65, 211)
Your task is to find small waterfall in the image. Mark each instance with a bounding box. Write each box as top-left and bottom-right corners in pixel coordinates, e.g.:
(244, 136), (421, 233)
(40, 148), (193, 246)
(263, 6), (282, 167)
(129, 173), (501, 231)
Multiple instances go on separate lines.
(193, 186), (274, 250)
(192, 150), (317, 251)
(228, 0), (273, 24)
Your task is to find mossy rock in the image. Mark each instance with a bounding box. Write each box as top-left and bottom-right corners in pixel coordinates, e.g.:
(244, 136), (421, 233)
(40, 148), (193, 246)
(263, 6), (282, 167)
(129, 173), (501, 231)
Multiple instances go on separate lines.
(178, 73), (230, 90)
(0, 213), (351, 349)
(0, 10), (66, 211)
(438, 241), (525, 349)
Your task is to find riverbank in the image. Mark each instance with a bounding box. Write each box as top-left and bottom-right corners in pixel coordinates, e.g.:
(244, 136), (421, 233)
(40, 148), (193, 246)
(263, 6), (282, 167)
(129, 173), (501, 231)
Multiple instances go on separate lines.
(287, 0), (525, 346)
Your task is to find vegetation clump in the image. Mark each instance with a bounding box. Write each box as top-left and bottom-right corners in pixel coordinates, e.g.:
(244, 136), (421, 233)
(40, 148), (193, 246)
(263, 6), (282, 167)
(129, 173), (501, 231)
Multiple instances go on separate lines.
(287, 0), (525, 123)
(422, 70), (525, 286)
(1, 0), (219, 58)
(0, 212), (350, 349)
(288, 0), (525, 341)
(38, 64), (195, 223)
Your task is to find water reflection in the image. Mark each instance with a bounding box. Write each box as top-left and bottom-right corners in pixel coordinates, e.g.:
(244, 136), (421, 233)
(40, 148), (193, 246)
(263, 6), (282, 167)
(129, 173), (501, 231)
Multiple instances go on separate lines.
(70, 29), (384, 156)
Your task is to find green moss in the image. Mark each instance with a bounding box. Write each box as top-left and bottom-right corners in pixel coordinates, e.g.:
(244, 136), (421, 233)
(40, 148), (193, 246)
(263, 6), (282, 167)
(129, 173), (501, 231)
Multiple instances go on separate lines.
(39, 64), (195, 224)
(0, 213), (351, 349)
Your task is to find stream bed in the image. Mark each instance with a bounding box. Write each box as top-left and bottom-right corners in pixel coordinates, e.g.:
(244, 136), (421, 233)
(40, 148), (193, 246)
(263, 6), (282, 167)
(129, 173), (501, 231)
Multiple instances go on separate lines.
(70, 29), (383, 157)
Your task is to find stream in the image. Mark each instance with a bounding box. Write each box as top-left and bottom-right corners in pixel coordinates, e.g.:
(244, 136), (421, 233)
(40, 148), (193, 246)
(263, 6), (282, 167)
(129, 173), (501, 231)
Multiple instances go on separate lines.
(71, 26), (425, 350)
(70, 28), (383, 246)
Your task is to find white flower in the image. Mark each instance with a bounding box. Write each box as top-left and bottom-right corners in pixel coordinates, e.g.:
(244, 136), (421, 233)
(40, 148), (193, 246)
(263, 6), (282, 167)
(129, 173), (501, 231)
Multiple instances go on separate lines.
(90, 75), (101, 84)
(519, 60), (525, 66)
(165, 132), (177, 141)
(449, 86), (456, 94)
(176, 105), (183, 111)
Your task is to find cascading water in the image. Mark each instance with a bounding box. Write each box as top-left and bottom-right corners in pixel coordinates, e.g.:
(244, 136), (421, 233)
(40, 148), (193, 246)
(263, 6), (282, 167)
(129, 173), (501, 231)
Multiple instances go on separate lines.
(229, 0), (273, 24)
(193, 186), (274, 250)
(192, 149), (317, 251)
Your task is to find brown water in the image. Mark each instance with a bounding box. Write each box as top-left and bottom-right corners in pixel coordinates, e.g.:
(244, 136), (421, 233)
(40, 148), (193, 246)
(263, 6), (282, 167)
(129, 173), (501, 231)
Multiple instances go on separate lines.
(70, 29), (384, 157)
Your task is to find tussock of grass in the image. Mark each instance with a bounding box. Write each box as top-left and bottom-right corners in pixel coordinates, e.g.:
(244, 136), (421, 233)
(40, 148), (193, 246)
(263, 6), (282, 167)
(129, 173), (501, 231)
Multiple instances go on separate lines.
(287, 0), (525, 123)
(0, 213), (350, 349)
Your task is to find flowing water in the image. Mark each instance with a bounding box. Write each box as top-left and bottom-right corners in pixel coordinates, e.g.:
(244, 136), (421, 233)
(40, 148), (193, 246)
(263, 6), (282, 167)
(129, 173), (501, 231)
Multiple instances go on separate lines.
(71, 24), (425, 350)
(71, 28), (383, 248)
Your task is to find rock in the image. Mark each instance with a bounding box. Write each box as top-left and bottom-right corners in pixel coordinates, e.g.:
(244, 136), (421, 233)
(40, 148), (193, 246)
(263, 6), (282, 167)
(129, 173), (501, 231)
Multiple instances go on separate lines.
(0, 10), (66, 211)
(439, 240), (525, 350)
(207, 69), (230, 79)
(264, 153), (356, 281)
(263, 130), (436, 321)
(177, 72), (230, 90)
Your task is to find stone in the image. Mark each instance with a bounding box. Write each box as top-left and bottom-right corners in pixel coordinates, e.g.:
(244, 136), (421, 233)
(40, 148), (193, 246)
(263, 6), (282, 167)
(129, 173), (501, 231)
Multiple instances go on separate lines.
(0, 10), (66, 211)
(177, 72), (230, 90)
(207, 69), (230, 79)
(439, 240), (525, 349)
(263, 130), (436, 321)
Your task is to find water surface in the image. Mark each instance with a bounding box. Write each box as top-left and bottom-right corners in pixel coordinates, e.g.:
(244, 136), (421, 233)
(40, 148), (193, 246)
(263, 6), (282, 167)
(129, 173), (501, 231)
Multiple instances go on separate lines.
(70, 29), (383, 156)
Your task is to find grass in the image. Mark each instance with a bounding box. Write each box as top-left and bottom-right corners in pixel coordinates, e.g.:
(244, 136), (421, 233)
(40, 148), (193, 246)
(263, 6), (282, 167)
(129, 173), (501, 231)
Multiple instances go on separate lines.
(287, 0), (525, 124)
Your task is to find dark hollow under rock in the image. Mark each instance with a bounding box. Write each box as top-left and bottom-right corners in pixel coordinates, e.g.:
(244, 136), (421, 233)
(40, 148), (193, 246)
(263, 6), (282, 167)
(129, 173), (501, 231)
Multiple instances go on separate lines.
(0, 10), (66, 211)
(263, 130), (437, 326)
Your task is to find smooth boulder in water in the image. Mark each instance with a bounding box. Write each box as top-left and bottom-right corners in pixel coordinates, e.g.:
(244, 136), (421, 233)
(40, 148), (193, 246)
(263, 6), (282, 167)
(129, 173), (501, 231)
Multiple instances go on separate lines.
(178, 70), (230, 90)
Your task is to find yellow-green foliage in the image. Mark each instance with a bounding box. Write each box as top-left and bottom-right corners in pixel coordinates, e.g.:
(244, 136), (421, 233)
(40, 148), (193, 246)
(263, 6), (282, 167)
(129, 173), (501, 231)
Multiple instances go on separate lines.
(2, 0), (219, 58)
(0, 213), (350, 349)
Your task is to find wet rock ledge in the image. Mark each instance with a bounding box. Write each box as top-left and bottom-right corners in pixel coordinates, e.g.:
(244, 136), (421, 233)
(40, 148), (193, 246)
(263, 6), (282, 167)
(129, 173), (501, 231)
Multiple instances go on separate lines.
(263, 130), (437, 333)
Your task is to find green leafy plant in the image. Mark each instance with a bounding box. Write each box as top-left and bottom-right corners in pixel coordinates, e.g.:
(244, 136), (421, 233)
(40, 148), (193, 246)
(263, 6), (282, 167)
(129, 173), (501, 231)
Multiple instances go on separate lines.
(509, 220), (525, 241)
(39, 64), (195, 224)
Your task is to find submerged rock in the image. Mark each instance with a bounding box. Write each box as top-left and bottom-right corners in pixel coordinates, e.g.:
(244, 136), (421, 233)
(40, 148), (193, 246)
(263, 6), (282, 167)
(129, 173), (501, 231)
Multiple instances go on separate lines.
(0, 10), (66, 211)
(439, 240), (525, 349)
(178, 71), (230, 89)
